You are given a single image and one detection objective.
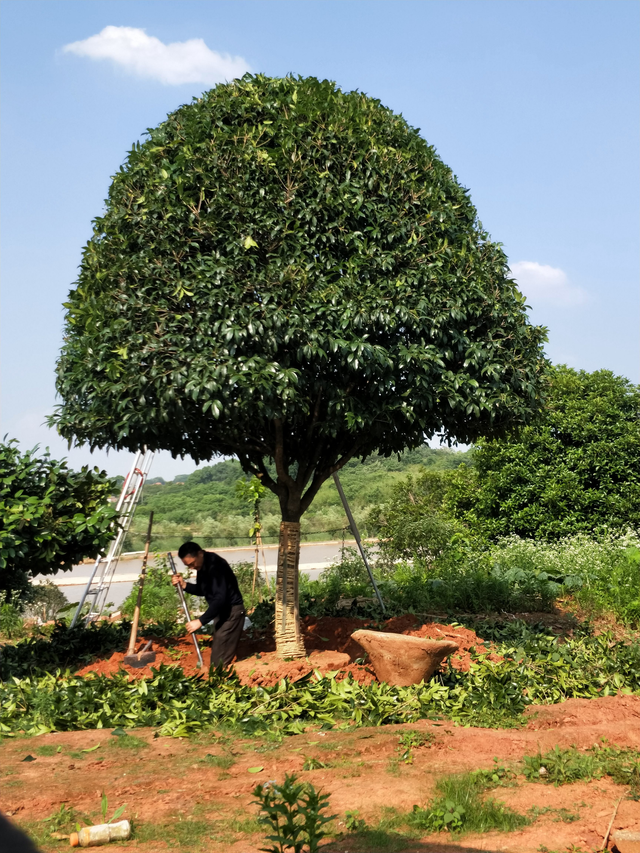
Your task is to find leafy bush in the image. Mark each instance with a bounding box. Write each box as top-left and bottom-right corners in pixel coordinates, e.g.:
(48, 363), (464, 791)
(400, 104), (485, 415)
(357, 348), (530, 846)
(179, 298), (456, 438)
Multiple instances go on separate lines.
(0, 439), (117, 603)
(24, 582), (70, 624)
(294, 546), (560, 619)
(447, 366), (640, 541)
(0, 598), (25, 639)
(0, 621), (129, 680)
(120, 556), (180, 625)
(369, 469), (467, 564)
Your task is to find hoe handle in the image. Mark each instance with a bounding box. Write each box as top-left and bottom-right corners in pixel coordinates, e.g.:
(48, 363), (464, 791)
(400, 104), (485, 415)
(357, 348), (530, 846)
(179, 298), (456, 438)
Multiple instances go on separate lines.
(167, 552), (204, 669)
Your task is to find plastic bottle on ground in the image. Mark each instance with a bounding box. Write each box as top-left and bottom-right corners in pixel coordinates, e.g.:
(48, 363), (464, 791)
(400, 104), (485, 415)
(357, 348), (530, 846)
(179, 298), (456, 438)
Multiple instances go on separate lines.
(69, 820), (131, 847)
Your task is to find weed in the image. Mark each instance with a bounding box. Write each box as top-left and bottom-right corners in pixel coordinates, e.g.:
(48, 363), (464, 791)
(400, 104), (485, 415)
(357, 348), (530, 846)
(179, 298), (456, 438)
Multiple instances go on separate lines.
(108, 728), (148, 750)
(44, 804), (79, 833)
(397, 729), (434, 763)
(408, 772), (529, 834)
(35, 744), (57, 757)
(253, 773), (335, 853)
(303, 756), (329, 771)
(470, 758), (518, 788)
(135, 817), (211, 848)
(345, 810), (366, 832)
(100, 792), (126, 824)
(529, 805), (581, 823)
(523, 745), (640, 788)
(203, 752), (236, 770)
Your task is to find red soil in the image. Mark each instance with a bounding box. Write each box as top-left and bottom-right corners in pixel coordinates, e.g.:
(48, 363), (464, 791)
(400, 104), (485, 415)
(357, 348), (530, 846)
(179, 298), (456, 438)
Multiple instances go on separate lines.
(4, 695), (640, 853)
(74, 615), (495, 686)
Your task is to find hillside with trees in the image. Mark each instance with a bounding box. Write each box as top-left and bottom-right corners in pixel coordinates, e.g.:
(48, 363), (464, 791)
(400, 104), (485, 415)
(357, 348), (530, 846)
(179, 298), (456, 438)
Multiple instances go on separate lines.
(127, 445), (472, 551)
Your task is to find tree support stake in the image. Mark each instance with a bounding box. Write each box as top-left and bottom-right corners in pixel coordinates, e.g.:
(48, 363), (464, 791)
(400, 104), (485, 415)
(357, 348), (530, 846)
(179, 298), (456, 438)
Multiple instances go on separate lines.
(333, 472), (385, 613)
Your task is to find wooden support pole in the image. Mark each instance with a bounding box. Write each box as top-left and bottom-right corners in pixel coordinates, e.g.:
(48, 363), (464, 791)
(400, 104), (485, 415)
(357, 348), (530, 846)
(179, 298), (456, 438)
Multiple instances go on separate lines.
(126, 512), (154, 656)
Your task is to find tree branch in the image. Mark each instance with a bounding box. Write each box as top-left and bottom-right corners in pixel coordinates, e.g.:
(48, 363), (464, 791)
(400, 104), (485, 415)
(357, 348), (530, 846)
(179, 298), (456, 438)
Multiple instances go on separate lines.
(273, 419), (296, 491)
(299, 438), (364, 515)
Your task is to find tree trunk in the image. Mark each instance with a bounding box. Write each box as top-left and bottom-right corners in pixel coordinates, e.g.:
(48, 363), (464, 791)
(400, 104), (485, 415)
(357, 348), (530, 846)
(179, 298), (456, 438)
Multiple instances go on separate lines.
(274, 521), (305, 658)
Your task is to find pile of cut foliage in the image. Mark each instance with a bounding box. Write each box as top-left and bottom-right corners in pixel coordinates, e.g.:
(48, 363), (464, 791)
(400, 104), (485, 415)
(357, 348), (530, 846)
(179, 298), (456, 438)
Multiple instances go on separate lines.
(1, 619), (639, 738)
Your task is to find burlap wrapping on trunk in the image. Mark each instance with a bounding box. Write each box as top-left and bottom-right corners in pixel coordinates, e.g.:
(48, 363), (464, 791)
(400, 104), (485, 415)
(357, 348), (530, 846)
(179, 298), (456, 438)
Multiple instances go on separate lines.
(275, 521), (306, 658)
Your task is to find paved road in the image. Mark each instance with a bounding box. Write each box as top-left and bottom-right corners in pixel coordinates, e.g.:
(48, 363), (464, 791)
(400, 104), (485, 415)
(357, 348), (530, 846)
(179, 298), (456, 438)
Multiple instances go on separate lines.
(37, 540), (363, 609)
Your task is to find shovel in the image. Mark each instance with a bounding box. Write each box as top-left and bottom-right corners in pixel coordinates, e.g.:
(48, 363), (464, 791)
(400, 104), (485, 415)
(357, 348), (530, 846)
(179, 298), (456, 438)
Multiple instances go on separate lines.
(123, 513), (156, 668)
(167, 551), (204, 669)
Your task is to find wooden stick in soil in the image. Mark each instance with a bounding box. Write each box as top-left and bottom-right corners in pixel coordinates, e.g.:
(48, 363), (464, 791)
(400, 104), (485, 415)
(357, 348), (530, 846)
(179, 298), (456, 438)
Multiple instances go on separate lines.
(126, 512), (154, 656)
(603, 796), (622, 850)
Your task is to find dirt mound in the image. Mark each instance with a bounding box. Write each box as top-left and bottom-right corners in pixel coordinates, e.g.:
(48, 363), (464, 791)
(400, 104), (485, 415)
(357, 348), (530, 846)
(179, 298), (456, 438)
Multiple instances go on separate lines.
(525, 694), (640, 730)
(74, 615), (494, 686)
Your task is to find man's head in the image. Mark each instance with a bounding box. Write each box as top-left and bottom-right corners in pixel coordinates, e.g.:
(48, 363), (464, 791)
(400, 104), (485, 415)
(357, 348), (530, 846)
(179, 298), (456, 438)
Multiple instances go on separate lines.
(178, 541), (204, 571)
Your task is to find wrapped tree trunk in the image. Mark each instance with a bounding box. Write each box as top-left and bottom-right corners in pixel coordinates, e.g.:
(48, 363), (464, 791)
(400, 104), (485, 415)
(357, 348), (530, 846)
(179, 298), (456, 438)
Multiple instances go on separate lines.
(275, 521), (305, 658)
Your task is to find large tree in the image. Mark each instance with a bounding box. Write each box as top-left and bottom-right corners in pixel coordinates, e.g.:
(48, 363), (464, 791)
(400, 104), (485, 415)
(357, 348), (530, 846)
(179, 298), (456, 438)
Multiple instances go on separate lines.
(0, 440), (117, 603)
(447, 366), (640, 540)
(53, 75), (546, 655)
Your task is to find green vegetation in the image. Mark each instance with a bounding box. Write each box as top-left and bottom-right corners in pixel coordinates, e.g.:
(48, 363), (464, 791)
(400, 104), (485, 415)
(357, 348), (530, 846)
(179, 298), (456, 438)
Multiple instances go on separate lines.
(52, 73), (546, 654)
(396, 730), (434, 764)
(408, 771), (529, 834)
(2, 619), (639, 737)
(523, 744), (640, 791)
(126, 446), (472, 551)
(447, 366), (640, 540)
(0, 439), (116, 603)
(253, 773), (335, 853)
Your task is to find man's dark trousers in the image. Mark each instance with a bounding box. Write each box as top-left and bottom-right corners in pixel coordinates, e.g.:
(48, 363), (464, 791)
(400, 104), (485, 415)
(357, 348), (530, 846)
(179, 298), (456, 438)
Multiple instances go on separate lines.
(210, 604), (245, 667)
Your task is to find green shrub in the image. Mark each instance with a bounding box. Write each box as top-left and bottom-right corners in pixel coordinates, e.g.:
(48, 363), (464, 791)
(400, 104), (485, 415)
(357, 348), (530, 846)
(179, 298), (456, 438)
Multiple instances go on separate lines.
(120, 556), (180, 625)
(253, 773), (335, 853)
(0, 599), (25, 639)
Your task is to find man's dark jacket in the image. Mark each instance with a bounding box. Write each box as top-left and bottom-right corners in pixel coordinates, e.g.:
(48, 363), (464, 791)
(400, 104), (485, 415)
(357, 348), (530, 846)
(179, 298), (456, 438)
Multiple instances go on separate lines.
(184, 551), (243, 627)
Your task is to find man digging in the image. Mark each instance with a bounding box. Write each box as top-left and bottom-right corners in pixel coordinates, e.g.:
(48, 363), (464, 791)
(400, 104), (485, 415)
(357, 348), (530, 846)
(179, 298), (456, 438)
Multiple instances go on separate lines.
(171, 541), (245, 667)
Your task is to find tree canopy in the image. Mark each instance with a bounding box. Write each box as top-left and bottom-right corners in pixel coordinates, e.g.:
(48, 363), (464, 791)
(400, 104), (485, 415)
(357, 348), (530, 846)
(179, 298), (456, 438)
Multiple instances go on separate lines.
(447, 366), (640, 540)
(0, 440), (117, 602)
(53, 74), (546, 523)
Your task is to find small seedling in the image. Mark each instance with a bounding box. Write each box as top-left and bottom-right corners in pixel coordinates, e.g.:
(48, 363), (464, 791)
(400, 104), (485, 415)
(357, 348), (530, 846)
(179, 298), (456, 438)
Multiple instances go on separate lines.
(344, 810), (366, 832)
(303, 757), (328, 771)
(397, 730), (434, 764)
(253, 773), (335, 853)
(100, 792), (126, 824)
(44, 804), (79, 833)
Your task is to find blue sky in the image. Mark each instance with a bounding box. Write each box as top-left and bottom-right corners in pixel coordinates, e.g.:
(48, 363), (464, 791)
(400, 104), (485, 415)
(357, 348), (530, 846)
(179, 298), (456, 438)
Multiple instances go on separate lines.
(1, 0), (638, 479)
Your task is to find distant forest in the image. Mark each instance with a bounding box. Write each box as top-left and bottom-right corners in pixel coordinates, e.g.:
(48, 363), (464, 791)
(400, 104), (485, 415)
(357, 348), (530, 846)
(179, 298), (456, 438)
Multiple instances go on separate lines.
(126, 445), (472, 551)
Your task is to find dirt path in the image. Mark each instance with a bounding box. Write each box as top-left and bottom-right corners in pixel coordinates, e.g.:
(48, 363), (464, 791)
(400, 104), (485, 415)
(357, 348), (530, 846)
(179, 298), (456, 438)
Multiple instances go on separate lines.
(3, 695), (640, 852)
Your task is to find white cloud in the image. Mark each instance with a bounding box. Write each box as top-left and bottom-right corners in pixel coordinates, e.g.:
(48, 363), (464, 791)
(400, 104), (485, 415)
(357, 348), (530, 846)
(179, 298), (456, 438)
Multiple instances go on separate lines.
(510, 261), (587, 307)
(62, 26), (250, 86)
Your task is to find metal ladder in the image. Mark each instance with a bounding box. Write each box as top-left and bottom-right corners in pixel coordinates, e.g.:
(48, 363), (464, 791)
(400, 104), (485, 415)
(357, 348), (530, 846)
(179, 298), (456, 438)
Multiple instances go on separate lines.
(71, 450), (154, 627)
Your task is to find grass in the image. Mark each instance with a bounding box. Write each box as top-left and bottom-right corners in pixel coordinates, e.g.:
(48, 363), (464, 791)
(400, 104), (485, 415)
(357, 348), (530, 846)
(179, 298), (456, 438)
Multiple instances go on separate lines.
(22, 806), (262, 852)
(523, 744), (640, 791)
(108, 729), (149, 750)
(408, 771), (530, 835)
(202, 751), (236, 770)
